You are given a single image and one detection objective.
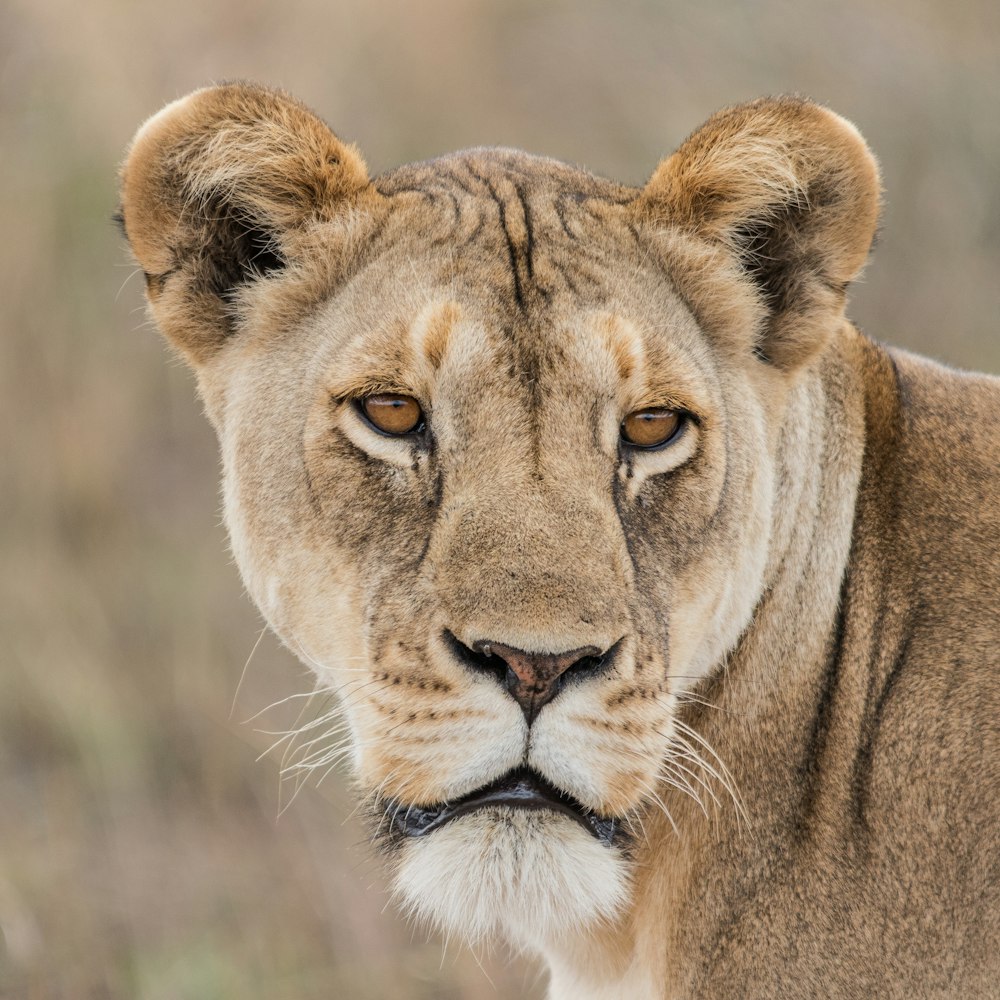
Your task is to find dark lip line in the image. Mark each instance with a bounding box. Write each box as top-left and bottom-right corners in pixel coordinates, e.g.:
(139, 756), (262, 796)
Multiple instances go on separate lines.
(387, 767), (620, 845)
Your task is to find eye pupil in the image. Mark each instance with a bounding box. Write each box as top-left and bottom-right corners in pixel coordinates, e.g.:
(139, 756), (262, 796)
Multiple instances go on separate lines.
(621, 408), (682, 449)
(360, 394), (424, 436)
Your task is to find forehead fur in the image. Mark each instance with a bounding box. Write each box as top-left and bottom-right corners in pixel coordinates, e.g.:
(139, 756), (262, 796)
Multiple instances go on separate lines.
(369, 148), (643, 308)
(302, 149), (730, 391)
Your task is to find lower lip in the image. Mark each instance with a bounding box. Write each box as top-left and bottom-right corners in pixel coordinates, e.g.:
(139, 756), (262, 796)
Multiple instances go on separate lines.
(390, 773), (620, 845)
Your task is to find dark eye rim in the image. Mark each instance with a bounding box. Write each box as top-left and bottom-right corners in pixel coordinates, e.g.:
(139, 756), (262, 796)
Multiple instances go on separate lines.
(619, 408), (693, 452)
(353, 394), (428, 439)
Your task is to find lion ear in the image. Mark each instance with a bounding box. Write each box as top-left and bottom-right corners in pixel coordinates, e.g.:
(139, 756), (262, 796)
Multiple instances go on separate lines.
(641, 97), (881, 370)
(118, 83), (370, 365)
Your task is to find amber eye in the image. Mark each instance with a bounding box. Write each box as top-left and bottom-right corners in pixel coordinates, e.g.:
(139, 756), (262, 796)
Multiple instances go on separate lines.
(358, 394), (424, 436)
(620, 408), (683, 449)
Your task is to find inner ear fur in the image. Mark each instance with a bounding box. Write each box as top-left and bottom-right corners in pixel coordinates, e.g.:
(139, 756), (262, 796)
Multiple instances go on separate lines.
(641, 97), (881, 370)
(119, 82), (370, 365)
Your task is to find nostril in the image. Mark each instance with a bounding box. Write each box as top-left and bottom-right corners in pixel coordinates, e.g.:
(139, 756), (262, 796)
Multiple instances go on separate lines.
(563, 642), (620, 683)
(442, 630), (508, 685)
(569, 653), (604, 676)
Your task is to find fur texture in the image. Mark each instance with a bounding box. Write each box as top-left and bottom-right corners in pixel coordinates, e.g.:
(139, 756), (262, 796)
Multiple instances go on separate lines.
(120, 84), (1000, 998)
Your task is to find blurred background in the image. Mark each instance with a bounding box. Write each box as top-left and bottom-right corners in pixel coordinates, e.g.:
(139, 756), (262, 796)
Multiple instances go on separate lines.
(1, 0), (998, 996)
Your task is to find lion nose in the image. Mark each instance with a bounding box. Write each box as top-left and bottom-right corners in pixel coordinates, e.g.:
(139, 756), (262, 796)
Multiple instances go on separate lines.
(443, 631), (619, 724)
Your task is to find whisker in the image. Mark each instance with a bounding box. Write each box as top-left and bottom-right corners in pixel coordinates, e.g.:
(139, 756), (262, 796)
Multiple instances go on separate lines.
(240, 687), (328, 725)
(229, 625), (267, 720)
(666, 723), (749, 828)
(636, 778), (680, 836)
(664, 747), (725, 812)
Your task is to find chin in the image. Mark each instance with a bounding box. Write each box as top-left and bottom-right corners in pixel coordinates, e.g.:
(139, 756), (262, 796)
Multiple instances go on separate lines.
(390, 808), (632, 949)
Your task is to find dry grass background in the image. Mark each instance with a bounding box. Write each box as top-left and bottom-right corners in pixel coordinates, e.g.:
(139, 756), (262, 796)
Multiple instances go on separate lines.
(1, 0), (998, 997)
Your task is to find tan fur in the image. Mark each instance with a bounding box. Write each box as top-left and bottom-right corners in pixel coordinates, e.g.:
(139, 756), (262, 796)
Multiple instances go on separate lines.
(120, 84), (1000, 997)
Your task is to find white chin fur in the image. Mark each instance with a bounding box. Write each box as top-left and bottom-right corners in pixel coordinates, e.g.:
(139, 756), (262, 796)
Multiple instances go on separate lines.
(391, 809), (630, 949)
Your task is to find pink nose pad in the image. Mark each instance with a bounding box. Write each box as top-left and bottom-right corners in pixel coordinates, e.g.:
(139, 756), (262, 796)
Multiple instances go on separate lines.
(473, 639), (613, 723)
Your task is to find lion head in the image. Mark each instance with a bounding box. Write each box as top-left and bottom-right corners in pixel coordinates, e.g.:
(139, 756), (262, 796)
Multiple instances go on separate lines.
(119, 84), (879, 950)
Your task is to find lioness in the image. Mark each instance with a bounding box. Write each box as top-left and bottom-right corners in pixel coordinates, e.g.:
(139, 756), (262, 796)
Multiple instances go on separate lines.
(119, 84), (999, 998)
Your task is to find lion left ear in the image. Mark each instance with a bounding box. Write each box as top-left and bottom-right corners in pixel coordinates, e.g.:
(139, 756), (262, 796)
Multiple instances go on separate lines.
(640, 97), (881, 370)
(119, 82), (371, 366)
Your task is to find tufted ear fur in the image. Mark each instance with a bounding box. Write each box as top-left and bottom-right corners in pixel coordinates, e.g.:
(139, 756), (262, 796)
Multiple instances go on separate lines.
(641, 97), (881, 370)
(118, 83), (370, 365)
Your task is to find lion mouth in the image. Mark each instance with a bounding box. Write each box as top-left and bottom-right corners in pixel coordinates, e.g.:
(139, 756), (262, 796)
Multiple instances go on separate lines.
(386, 767), (620, 845)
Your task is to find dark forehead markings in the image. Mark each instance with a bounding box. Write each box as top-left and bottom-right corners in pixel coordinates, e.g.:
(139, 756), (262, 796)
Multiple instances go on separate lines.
(512, 179), (537, 283)
(374, 151), (640, 307)
(479, 170), (532, 311)
(553, 193), (580, 241)
(443, 166), (478, 196)
(502, 185), (532, 309)
(514, 181), (551, 301)
(549, 257), (582, 298)
(438, 188), (461, 228)
(372, 181), (461, 240)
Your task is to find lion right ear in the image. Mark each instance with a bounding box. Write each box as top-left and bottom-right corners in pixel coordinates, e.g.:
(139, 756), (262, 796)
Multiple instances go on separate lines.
(118, 83), (370, 365)
(639, 97), (881, 371)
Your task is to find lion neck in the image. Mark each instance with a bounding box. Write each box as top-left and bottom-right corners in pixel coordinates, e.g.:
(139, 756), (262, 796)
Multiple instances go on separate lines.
(540, 325), (873, 1000)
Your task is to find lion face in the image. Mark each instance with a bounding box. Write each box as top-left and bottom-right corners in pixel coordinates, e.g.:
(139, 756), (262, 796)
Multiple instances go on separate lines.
(215, 156), (779, 943)
(120, 86), (878, 947)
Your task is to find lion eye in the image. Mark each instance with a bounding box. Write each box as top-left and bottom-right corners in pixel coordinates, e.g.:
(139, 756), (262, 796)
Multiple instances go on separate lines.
(358, 394), (424, 436)
(621, 408), (683, 449)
